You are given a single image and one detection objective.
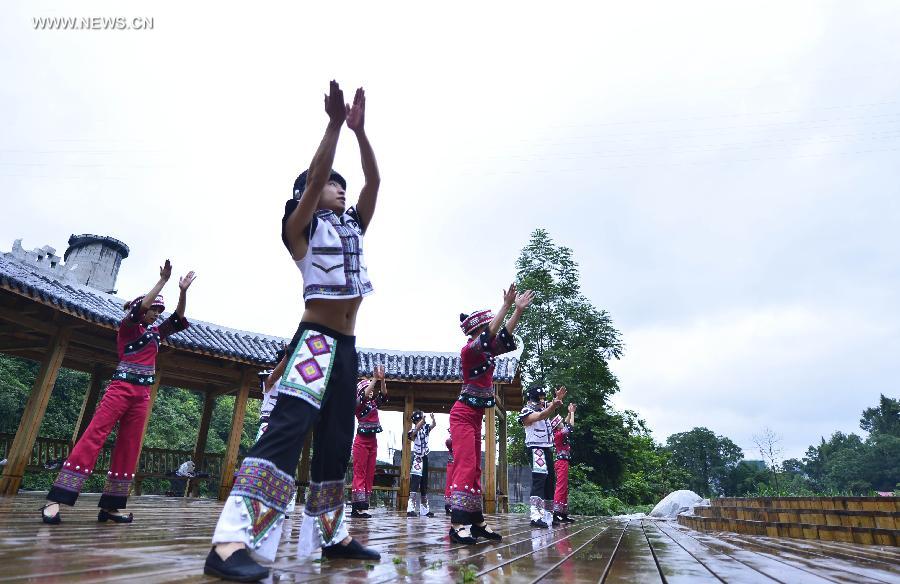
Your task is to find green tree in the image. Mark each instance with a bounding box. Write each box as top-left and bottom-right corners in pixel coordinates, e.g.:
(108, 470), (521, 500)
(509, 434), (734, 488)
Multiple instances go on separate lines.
(507, 228), (624, 487)
(666, 427), (743, 496)
(860, 394), (900, 437)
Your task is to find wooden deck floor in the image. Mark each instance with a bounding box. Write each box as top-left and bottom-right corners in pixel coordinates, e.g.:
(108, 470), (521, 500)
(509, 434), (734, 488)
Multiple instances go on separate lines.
(1, 493), (899, 583)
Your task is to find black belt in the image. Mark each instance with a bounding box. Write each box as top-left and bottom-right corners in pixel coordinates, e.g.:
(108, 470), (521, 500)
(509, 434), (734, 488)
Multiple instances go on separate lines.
(111, 370), (156, 386)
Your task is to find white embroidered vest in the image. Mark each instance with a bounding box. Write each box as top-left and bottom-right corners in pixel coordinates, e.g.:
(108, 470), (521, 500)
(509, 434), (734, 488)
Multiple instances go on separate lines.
(520, 402), (561, 447)
(295, 207), (374, 301)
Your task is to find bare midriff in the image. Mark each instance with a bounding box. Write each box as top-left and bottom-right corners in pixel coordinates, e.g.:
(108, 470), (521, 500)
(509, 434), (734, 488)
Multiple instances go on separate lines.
(302, 297), (363, 336)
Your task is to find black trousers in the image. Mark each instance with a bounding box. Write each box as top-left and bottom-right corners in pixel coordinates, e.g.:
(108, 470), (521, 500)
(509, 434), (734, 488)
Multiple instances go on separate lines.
(243, 322), (357, 500)
(408, 454), (429, 497)
(530, 447), (556, 502)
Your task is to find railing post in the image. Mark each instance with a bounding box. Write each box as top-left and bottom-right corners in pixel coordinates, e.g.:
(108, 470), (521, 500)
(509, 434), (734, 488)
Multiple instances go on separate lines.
(397, 393), (414, 511)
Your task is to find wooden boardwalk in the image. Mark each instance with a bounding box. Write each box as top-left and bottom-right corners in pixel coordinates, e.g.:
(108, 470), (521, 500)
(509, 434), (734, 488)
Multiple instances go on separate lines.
(1, 493), (898, 583)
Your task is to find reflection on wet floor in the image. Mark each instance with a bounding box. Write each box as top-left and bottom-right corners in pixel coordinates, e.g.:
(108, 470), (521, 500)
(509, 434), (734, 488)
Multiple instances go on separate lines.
(1, 493), (898, 583)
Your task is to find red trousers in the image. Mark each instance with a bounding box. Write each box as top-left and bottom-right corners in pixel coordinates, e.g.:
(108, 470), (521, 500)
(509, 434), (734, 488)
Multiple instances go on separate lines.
(350, 433), (378, 510)
(553, 459), (569, 515)
(449, 401), (484, 524)
(48, 380), (151, 509)
(444, 460), (454, 504)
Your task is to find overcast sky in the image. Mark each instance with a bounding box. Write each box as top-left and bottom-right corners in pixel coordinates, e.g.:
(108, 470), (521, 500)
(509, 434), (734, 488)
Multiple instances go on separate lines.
(2, 1), (899, 462)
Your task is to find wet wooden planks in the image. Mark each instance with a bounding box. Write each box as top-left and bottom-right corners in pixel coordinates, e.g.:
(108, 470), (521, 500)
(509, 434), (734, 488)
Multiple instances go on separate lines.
(1, 493), (899, 583)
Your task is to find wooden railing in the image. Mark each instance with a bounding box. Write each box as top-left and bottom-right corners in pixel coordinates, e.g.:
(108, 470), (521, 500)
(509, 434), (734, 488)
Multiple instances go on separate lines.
(2, 433), (465, 505)
(0, 433), (224, 494)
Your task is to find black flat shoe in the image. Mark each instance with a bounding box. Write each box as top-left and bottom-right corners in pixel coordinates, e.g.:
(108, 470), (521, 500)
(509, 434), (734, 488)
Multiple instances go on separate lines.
(39, 503), (61, 525)
(471, 523), (502, 541)
(562, 515), (575, 523)
(530, 519), (549, 528)
(406, 511), (417, 517)
(350, 510), (371, 519)
(98, 509), (133, 523)
(322, 538), (381, 561)
(204, 547), (269, 582)
(449, 526), (477, 545)
(424, 511), (435, 517)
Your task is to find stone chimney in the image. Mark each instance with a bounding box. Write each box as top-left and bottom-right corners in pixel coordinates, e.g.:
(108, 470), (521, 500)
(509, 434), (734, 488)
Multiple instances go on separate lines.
(63, 234), (130, 293)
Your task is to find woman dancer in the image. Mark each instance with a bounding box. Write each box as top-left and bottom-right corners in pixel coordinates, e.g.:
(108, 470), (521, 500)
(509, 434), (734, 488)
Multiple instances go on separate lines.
(41, 260), (194, 524)
(553, 403), (576, 524)
(449, 284), (533, 544)
(351, 365), (386, 518)
(205, 80), (381, 582)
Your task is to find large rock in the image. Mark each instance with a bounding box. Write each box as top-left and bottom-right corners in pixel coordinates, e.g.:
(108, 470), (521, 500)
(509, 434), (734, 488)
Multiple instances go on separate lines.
(649, 490), (708, 519)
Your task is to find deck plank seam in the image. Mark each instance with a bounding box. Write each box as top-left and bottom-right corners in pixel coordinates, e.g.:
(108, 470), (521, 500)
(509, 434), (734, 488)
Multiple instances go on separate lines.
(598, 519), (630, 584)
(709, 531), (899, 584)
(673, 524), (844, 584)
(656, 520), (785, 584)
(470, 518), (611, 579)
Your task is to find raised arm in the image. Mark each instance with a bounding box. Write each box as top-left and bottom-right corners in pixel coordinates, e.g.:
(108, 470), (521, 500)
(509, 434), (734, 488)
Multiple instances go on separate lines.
(173, 271), (196, 318)
(265, 356), (287, 393)
(487, 285), (516, 338)
(504, 289), (535, 335)
(521, 395), (563, 426)
(567, 403), (576, 426)
(285, 81), (347, 260)
(140, 260), (172, 311)
(375, 364), (386, 396)
(346, 88), (380, 228)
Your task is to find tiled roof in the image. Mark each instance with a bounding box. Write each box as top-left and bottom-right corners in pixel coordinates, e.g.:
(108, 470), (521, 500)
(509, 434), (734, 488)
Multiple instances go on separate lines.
(0, 254), (521, 381)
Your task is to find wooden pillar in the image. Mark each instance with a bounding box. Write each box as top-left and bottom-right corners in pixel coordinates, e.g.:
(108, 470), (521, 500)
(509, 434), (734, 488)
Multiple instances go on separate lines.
(484, 405), (497, 513)
(397, 392), (414, 511)
(498, 408), (509, 513)
(189, 392), (216, 497)
(72, 364), (105, 445)
(0, 326), (71, 495)
(132, 374), (162, 496)
(296, 432), (313, 503)
(217, 372), (252, 500)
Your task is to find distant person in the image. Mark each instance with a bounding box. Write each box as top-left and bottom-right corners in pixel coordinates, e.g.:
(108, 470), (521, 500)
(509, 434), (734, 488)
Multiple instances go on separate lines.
(519, 383), (565, 528)
(205, 80), (382, 582)
(444, 435), (454, 515)
(41, 260), (194, 524)
(351, 365), (387, 518)
(166, 460), (196, 497)
(449, 284), (533, 544)
(406, 410), (435, 518)
(553, 403), (576, 524)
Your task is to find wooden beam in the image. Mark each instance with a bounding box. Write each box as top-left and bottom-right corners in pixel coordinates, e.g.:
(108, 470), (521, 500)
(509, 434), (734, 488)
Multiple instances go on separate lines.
(72, 365), (106, 445)
(217, 371), (252, 500)
(397, 393), (414, 511)
(0, 326), (71, 495)
(189, 392), (216, 497)
(0, 303), (60, 335)
(484, 402), (497, 513)
(498, 407), (509, 513)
